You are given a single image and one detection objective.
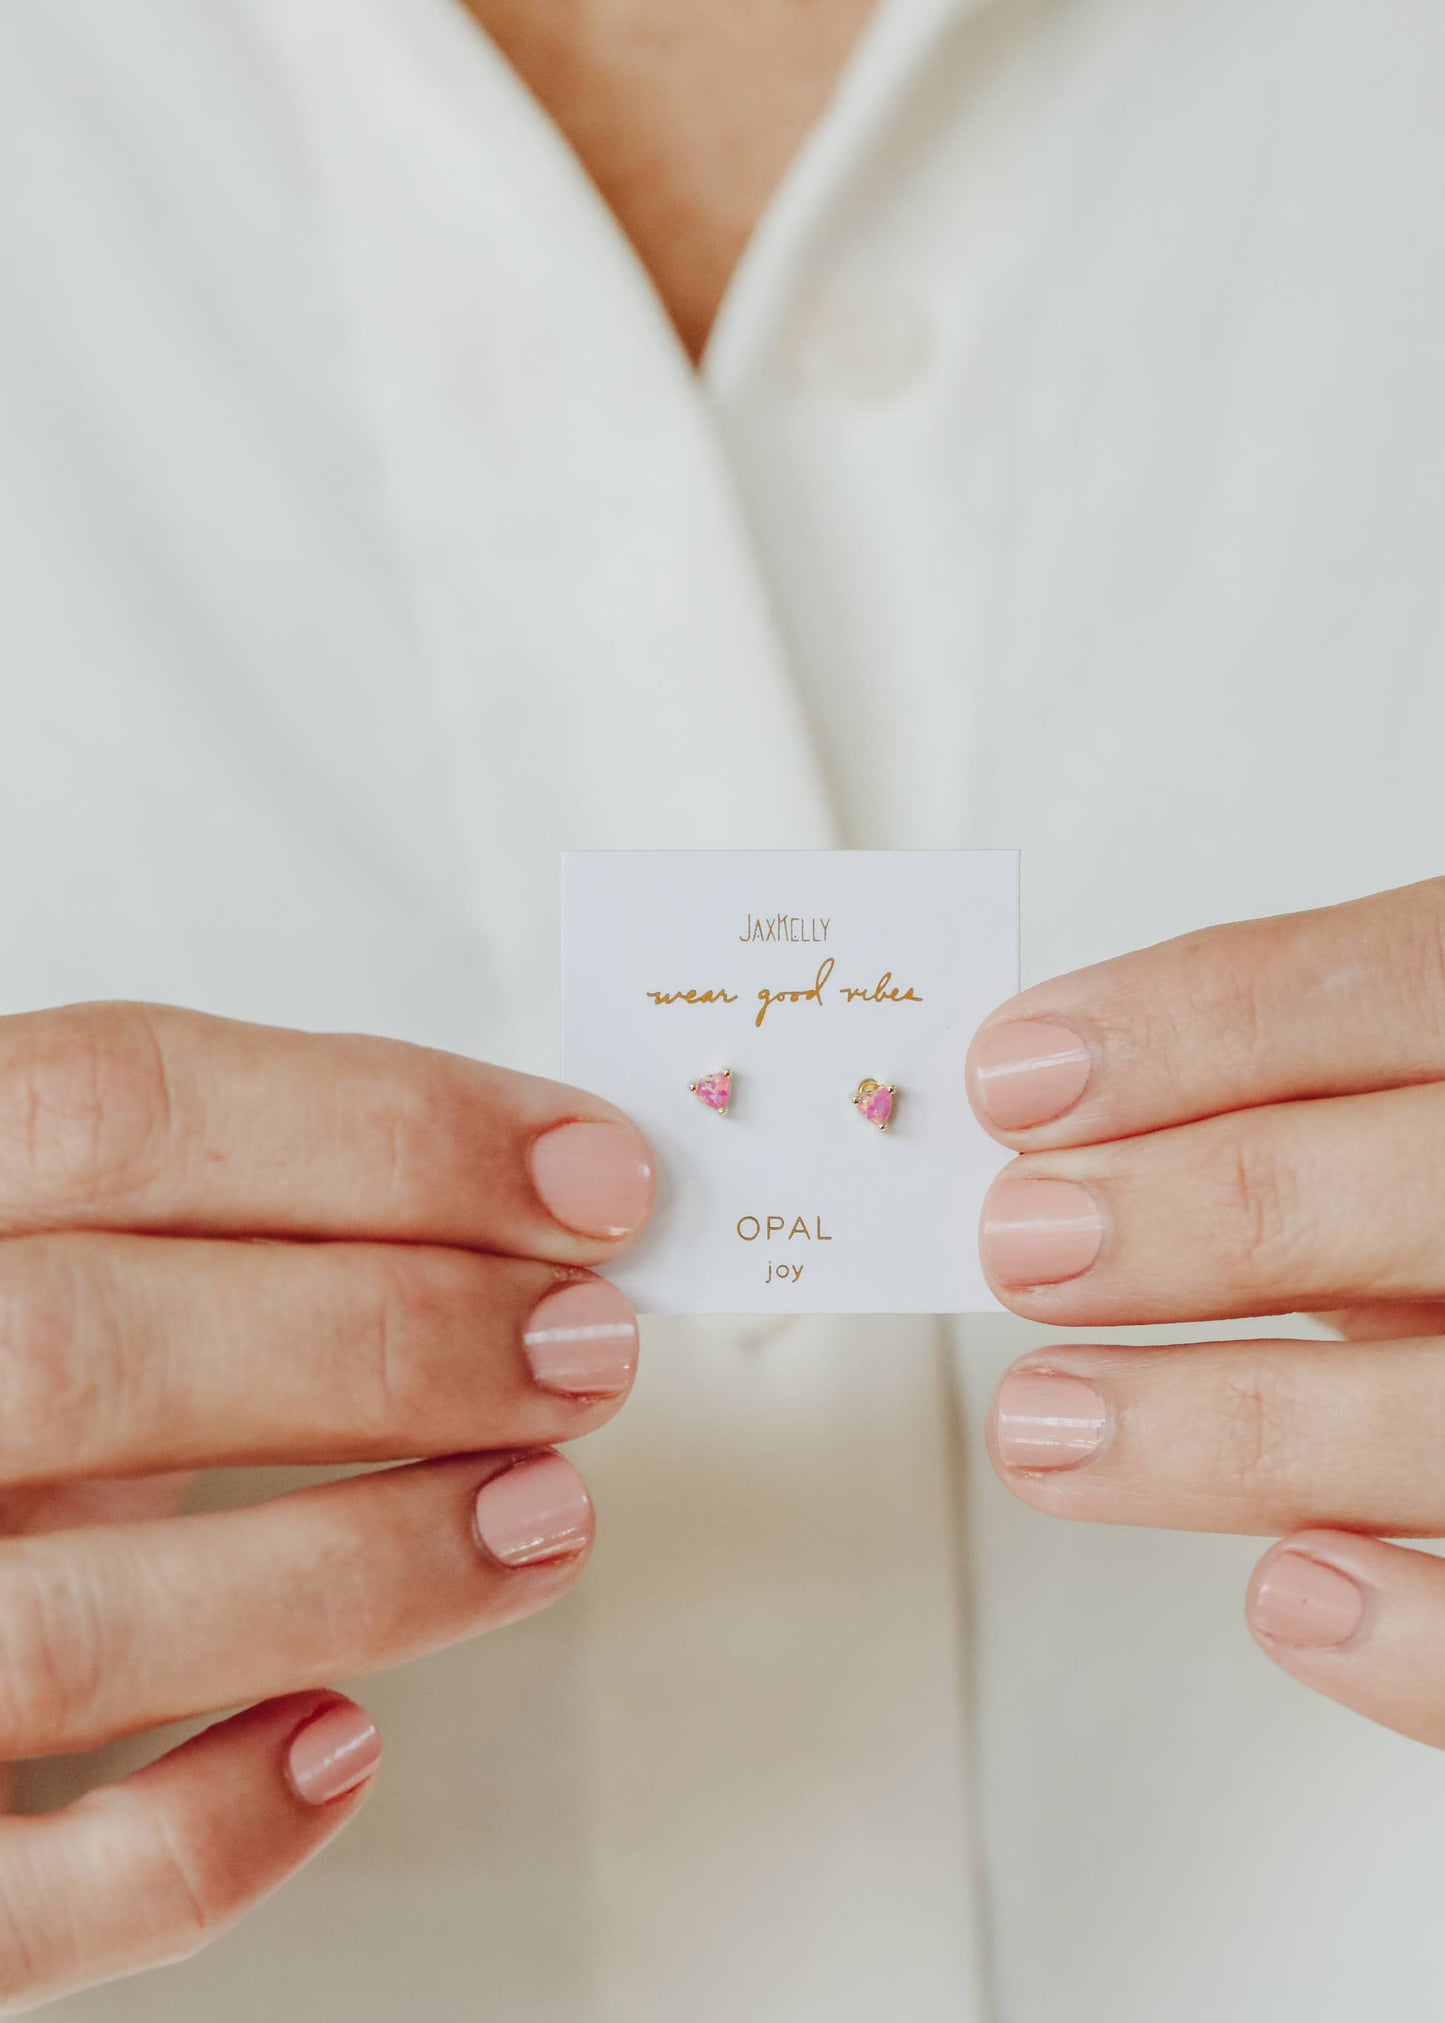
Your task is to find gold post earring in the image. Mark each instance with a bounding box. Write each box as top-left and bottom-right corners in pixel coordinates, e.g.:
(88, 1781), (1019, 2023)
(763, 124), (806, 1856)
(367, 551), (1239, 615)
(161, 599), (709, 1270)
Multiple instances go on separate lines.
(851, 1077), (896, 1129)
(689, 1068), (732, 1115)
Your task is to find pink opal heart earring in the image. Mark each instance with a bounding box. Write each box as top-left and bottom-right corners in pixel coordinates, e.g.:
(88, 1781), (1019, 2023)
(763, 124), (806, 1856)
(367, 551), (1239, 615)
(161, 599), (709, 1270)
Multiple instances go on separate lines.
(689, 1068), (732, 1115)
(851, 1077), (896, 1130)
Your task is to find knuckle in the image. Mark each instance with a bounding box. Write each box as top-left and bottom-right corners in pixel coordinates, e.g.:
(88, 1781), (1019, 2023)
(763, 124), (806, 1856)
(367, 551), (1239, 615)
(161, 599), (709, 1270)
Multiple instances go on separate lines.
(0, 1549), (113, 1756)
(0, 1006), (176, 1219)
(351, 1050), (461, 1221)
(1215, 958), (1272, 1080)
(0, 1243), (115, 1482)
(1172, 923), (1279, 1083)
(0, 1778), (239, 2014)
(351, 1248), (465, 1438)
(1213, 1122), (1310, 1288)
(123, 1788), (230, 1961)
(1211, 1354), (1303, 1501)
(61, 1783), (230, 1973)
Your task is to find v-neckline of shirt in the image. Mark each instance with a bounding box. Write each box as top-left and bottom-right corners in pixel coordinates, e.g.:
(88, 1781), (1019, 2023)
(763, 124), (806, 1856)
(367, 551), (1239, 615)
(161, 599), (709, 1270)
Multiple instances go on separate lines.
(429, 0), (982, 390)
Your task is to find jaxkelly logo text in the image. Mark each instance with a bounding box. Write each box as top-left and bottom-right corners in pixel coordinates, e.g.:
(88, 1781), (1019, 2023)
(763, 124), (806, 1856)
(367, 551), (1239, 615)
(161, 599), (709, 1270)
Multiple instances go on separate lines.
(738, 914), (830, 942)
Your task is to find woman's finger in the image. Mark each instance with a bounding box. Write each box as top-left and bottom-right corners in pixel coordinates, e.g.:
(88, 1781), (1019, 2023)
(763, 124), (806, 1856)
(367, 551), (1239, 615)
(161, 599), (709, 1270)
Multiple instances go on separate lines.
(978, 1081), (1445, 1325)
(0, 1690), (378, 2011)
(0, 1450), (593, 1759)
(966, 876), (1445, 1149)
(0, 1233), (638, 1484)
(0, 1002), (655, 1261)
(1246, 1530), (1445, 1751)
(987, 1335), (1445, 1537)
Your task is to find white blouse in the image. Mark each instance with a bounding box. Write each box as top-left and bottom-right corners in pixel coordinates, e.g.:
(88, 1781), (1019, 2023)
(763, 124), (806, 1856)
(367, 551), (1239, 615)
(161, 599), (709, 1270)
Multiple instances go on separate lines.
(4, 1), (1445, 2017)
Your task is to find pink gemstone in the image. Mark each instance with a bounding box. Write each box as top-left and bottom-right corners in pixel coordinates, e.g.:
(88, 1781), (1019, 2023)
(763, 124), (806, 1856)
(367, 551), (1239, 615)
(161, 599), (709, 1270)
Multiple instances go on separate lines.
(860, 1084), (893, 1127)
(693, 1071), (730, 1112)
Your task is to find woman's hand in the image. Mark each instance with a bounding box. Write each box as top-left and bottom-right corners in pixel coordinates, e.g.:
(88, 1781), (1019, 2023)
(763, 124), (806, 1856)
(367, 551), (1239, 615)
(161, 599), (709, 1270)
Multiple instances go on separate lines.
(967, 876), (1445, 1749)
(0, 1001), (654, 2009)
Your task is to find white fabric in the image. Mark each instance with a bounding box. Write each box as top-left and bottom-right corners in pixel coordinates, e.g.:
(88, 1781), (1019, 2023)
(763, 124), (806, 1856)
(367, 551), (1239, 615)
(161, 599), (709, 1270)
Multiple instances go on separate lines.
(2, 0), (1445, 2016)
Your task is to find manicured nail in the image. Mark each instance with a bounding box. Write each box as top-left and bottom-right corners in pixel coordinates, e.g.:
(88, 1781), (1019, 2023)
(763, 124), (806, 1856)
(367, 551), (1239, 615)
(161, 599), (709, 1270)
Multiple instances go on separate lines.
(1251, 1552), (1364, 1649)
(523, 1278), (639, 1396)
(286, 1700), (381, 1806)
(980, 1176), (1104, 1287)
(994, 1371), (1108, 1470)
(473, 1452), (593, 1567)
(529, 1121), (656, 1240)
(970, 1020), (1093, 1131)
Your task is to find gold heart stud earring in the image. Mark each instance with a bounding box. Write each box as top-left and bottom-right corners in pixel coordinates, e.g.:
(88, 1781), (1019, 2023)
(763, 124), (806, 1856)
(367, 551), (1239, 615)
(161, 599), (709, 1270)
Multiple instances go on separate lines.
(851, 1078), (895, 1129)
(689, 1068), (732, 1115)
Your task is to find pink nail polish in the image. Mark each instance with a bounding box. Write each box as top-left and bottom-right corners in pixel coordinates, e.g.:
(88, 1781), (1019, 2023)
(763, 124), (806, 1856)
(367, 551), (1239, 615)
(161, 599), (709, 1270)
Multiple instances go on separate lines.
(529, 1121), (656, 1239)
(980, 1176), (1104, 1287)
(286, 1700), (381, 1806)
(1251, 1552), (1364, 1649)
(473, 1452), (593, 1567)
(970, 1020), (1092, 1131)
(523, 1278), (638, 1396)
(994, 1371), (1108, 1470)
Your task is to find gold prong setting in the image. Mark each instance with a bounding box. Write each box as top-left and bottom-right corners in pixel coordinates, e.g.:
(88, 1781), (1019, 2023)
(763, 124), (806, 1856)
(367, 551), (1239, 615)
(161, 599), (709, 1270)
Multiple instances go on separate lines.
(690, 1067), (732, 1115)
(851, 1077), (896, 1130)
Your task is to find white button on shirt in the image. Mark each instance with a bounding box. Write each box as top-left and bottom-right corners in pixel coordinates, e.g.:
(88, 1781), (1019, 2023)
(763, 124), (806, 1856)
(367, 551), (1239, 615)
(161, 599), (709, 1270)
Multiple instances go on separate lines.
(5, 1), (1445, 2019)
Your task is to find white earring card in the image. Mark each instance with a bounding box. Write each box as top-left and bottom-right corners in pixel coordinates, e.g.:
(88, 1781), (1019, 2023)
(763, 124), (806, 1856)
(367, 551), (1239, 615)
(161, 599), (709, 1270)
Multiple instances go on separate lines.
(560, 851), (1019, 1314)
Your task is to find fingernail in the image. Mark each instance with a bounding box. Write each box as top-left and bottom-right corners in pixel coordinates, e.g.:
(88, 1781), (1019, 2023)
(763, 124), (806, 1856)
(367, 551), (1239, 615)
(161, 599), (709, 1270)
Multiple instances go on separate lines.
(529, 1121), (656, 1239)
(970, 1020), (1093, 1131)
(1251, 1552), (1364, 1649)
(523, 1278), (639, 1397)
(473, 1451), (593, 1567)
(994, 1371), (1108, 1470)
(980, 1176), (1105, 1287)
(287, 1700), (381, 1806)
